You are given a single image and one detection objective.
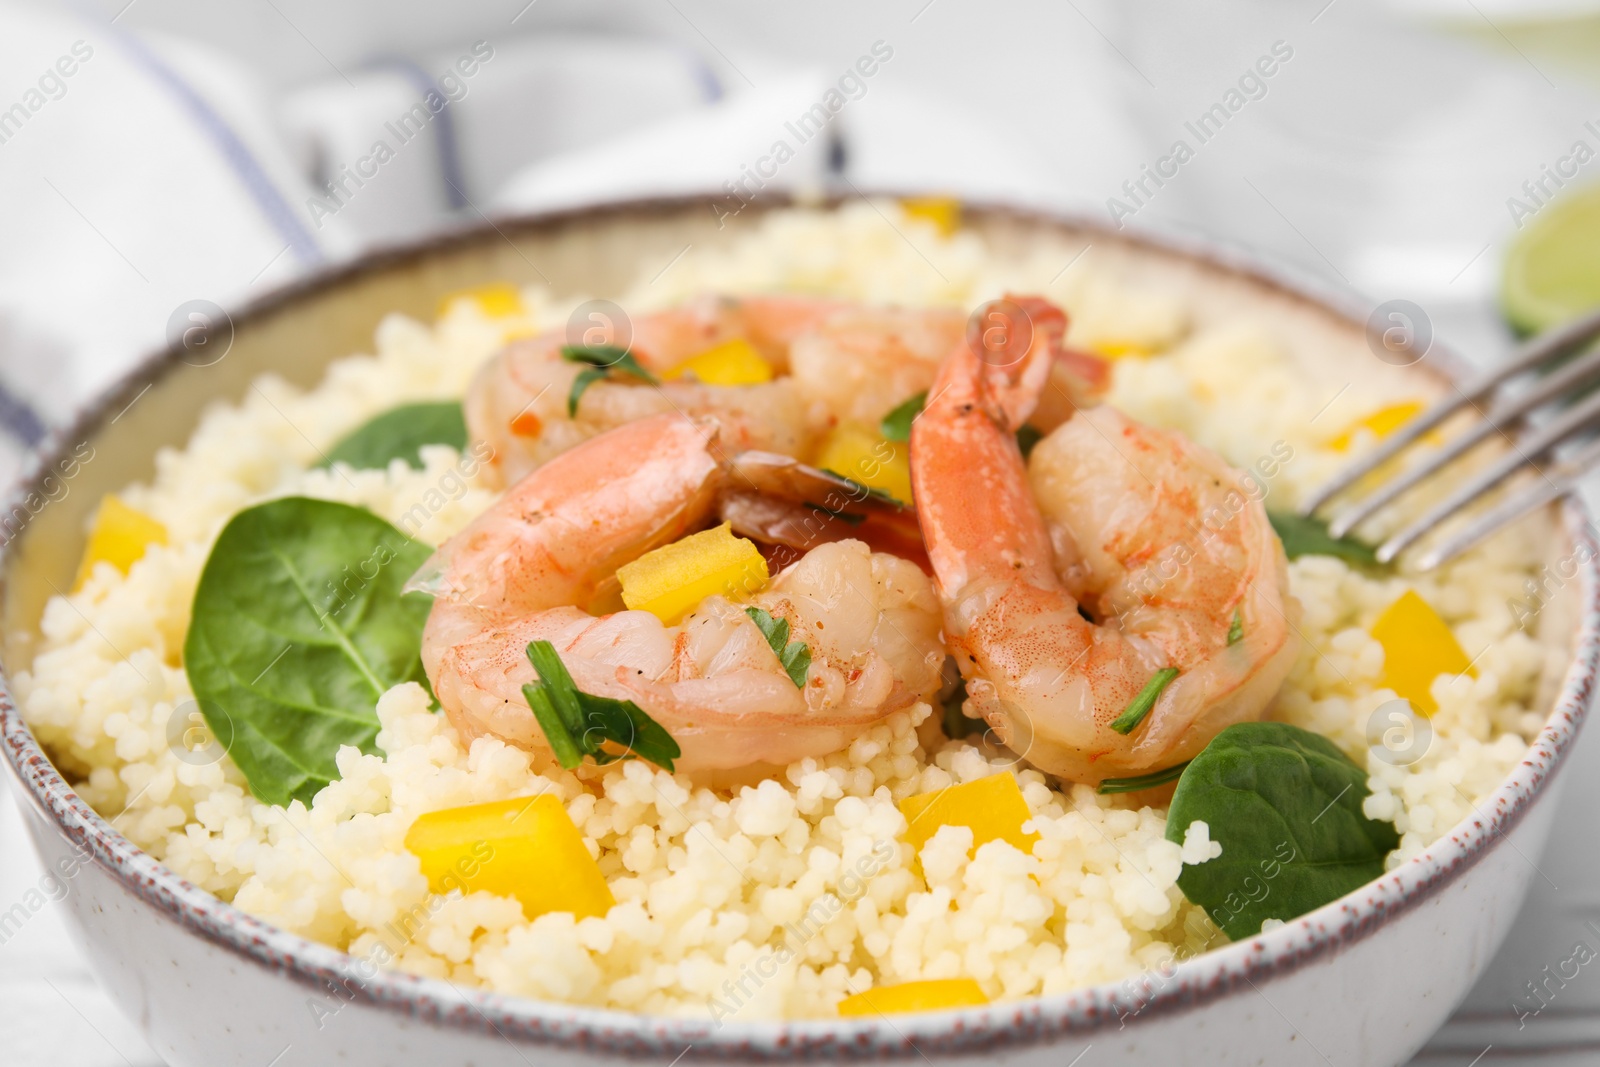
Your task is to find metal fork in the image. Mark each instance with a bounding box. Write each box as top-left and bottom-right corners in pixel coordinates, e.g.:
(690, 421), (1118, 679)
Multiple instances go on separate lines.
(1301, 308), (1600, 571)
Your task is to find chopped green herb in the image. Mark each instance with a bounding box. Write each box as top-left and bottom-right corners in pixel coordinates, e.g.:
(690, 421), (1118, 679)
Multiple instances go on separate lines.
(523, 640), (680, 771)
(1015, 424), (1044, 459)
(1267, 510), (1380, 565)
(745, 606), (812, 687)
(1109, 667), (1180, 735)
(1097, 761), (1191, 795)
(819, 469), (905, 509)
(1227, 610), (1244, 646)
(561, 345), (658, 415)
(880, 391), (927, 442)
(941, 677), (983, 739)
(803, 502), (867, 526)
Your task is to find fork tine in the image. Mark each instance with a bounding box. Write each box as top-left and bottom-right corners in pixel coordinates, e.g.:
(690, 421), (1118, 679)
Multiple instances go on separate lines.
(1325, 341), (1600, 538)
(1412, 435), (1600, 571)
(1375, 387), (1600, 563)
(1302, 306), (1600, 514)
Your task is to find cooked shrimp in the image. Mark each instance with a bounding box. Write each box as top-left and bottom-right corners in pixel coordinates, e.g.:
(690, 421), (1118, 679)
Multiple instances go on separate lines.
(417, 413), (945, 773)
(910, 327), (1298, 784)
(468, 295), (834, 486)
(468, 295), (1084, 488)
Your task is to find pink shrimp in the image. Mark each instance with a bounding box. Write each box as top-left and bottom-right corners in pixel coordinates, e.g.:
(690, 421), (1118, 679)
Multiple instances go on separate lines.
(416, 414), (945, 774)
(910, 306), (1298, 784)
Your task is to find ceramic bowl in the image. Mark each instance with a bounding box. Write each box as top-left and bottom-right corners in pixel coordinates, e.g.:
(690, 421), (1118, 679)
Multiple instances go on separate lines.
(2, 197), (1594, 1067)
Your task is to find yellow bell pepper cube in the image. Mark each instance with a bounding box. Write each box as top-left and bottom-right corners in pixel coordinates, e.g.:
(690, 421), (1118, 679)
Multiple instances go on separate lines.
(437, 283), (525, 319)
(662, 338), (773, 385)
(616, 523), (769, 625)
(899, 772), (1038, 856)
(1330, 400), (1425, 451)
(1370, 590), (1476, 717)
(73, 495), (168, 591)
(404, 793), (615, 921)
(814, 424), (912, 505)
(899, 197), (962, 237)
(1089, 339), (1156, 360)
(837, 979), (988, 1016)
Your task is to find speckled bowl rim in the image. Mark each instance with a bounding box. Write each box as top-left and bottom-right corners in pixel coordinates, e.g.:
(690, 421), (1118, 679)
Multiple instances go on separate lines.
(1, 195), (1595, 1060)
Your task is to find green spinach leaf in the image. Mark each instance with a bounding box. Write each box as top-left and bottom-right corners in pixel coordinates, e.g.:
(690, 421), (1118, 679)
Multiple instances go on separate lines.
(184, 497), (434, 806)
(318, 401), (467, 471)
(1165, 721), (1399, 940)
(880, 391), (927, 442)
(1267, 510), (1380, 565)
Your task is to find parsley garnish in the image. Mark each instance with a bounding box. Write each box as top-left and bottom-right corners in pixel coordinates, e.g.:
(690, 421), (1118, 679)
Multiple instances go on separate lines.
(522, 640), (680, 771)
(1097, 761), (1191, 795)
(1015, 424), (1044, 459)
(744, 607), (811, 688)
(1108, 667), (1180, 735)
(941, 677), (984, 739)
(1227, 610), (1243, 646)
(818, 469), (905, 509)
(561, 345), (659, 416)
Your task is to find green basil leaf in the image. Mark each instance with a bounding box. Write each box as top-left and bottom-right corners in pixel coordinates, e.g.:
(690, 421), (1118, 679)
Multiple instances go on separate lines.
(1226, 609), (1244, 646)
(318, 401), (467, 471)
(184, 498), (434, 807)
(880, 391), (927, 442)
(745, 606), (811, 688)
(1267, 510), (1380, 565)
(1165, 721), (1400, 940)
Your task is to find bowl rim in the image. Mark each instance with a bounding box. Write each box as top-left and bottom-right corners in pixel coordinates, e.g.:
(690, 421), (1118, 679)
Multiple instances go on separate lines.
(1, 193), (1596, 1060)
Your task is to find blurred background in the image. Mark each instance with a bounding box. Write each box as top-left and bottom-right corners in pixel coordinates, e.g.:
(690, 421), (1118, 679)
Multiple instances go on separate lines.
(3, 0), (1600, 1062)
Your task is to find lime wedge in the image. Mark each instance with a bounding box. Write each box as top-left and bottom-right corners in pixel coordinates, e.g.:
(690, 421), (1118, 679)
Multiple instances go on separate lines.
(1503, 183), (1600, 337)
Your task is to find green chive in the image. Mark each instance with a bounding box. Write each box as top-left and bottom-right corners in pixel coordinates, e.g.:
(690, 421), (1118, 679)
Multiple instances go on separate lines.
(1097, 760), (1191, 795)
(1109, 667), (1180, 735)
(880, 391), (927, 442)
(1227, 610), (1243, 646)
